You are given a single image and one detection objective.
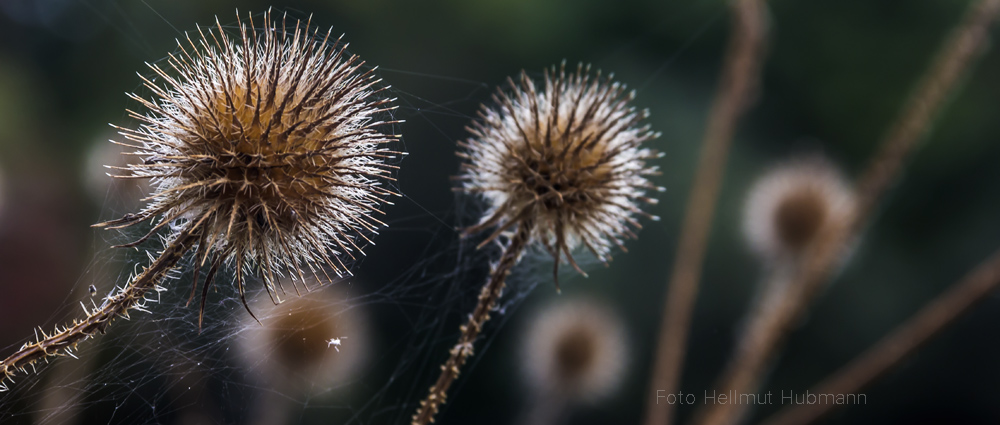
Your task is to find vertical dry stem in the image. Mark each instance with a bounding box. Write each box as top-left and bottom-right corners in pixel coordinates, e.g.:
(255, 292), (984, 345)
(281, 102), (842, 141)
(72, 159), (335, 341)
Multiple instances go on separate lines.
(692, 1), (1000, 425)
(759, 247), (1000, 425)
(644, 1), (768, 424)
(0, 226), (199, 390)
(411, 221), (532, 425)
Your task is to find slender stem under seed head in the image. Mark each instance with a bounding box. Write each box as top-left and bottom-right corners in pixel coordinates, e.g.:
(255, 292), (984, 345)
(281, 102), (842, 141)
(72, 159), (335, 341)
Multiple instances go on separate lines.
(411, 220), (532, 425)
(643, 1), (768, 424)
(0, 227), (199, 391)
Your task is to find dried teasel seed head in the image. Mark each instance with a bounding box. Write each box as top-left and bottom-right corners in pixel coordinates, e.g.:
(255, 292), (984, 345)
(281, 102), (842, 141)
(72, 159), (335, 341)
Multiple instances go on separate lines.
(457, 62), (662, 281)
(743, 157), (856, 261)
(522, 299), (628, 402)
(101, 11), (400, 306)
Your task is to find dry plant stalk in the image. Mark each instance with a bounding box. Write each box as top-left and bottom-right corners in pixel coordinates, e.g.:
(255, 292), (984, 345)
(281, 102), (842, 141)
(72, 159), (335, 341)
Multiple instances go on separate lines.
(0, 11), (399, 390)
(412, 64), (661, 424)
(0, 228), (197, 391)
(411, 220), (532, 425)
(692, 1), (1000, 424)
(759, 247), (1000, 425)
(644, 1), (768, 424)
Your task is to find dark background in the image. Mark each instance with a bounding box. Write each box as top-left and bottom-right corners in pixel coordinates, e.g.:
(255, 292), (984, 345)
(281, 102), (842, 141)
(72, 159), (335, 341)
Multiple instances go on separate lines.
(2, 0), (1000, 424)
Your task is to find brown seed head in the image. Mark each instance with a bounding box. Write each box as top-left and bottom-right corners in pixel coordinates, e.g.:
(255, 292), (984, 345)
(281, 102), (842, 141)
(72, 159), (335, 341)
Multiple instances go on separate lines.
(239, 286), (368, 393)
(100, 11), (400, 302)
(553, 325), (598, 382)
(522, 299), (627, 402)
(457, 63), (662, 278)
(743, 157), (856, 261)
(271, 299), (339, 368)
(774, 187), (827, 251)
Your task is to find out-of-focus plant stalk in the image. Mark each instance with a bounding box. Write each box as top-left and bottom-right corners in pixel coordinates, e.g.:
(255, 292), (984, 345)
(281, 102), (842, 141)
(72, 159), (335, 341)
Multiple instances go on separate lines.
(644, 1), (768, 424)
(759, 247), (1000, 425)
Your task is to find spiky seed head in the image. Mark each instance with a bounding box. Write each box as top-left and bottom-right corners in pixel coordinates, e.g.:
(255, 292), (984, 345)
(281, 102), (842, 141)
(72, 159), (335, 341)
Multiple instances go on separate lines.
(103, 11), (400, 298)
(522, 299), (627, 402)
(743, 157), (856, 261)
(457, 63), (662, 277)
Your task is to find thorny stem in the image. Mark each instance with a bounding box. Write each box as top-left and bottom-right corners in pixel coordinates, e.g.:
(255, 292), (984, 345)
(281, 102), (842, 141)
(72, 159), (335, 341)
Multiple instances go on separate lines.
(0, 226), (200, 391)
(411, 220), (532, 425)
(692, 1), (1000, 425)
(643, 1), (768, 425)
(759, 247), (1000, 425)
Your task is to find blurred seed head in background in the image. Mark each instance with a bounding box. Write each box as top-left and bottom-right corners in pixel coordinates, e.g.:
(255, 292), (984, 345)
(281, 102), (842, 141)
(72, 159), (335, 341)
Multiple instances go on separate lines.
(239, 284), (369, 394)
(522, 298), (627, 403)
(743, 157), (856, 264)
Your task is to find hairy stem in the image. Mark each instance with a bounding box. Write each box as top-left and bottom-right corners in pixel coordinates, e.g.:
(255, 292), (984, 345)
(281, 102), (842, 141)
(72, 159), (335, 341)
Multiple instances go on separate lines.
(759, 247), (1000, 425)
(411, 221), (532, 425)
(0, 226), (199, 391)
(692, 1), (1000, 425)
(643, 1), (768, 424)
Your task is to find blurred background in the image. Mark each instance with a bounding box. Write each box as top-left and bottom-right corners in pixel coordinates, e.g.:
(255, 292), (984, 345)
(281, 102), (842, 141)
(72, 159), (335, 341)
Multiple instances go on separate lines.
(2, 0), (1000, 424)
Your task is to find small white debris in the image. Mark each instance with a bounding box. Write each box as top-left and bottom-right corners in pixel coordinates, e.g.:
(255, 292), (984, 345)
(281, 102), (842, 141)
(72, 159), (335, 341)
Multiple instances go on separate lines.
(326, 337), (347, 352)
